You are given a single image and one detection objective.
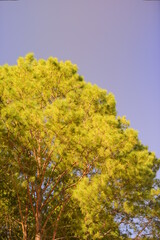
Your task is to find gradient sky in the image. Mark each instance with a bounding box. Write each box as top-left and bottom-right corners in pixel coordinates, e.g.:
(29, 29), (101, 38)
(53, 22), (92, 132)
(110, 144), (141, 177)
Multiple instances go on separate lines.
(0, 0), (160, 165)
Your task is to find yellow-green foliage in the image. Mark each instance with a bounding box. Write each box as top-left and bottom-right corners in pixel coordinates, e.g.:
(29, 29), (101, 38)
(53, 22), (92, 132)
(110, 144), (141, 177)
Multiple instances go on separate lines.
(0, 54), (160, 240)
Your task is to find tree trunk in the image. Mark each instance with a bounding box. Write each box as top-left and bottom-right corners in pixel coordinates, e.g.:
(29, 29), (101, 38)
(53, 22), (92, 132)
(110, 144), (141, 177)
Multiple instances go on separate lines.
(35, 147), (42, 240)
(35, 183), (42, 240)
(35, 192), (42, 240)
(22, 223), (27, 240)
(35, 232), (42, 240)
(52, 230), (57, 240)
(35, 213), (42, 240)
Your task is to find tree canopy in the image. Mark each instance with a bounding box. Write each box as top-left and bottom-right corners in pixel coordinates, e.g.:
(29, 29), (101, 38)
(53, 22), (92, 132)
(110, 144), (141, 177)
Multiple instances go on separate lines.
(0, 54), (160, 240)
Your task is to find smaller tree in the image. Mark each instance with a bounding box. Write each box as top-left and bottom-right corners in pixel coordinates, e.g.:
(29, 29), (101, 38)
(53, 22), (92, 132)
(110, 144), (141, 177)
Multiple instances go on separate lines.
(72, 121), (160, 239)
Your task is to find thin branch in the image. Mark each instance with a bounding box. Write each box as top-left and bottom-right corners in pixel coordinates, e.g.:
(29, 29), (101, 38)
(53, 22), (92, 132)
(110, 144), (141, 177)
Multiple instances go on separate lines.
(40, 169), (68, 210)
(134, 218), (153, 240)
(52, 195), (70, 240)
(27, 184), (36, 219)
(41, 161), (77, 210)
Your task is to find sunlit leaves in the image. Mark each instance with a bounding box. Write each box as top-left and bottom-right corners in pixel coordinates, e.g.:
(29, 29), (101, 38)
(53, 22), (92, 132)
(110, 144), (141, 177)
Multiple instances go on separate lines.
(0, 53), (159, 239)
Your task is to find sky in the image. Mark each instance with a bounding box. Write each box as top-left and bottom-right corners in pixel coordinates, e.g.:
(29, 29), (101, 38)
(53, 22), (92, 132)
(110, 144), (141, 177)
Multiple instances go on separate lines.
(0, 0), (160, 165)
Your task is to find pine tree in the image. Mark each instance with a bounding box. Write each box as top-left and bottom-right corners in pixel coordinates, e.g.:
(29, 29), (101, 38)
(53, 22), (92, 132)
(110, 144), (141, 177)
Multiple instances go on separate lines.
(0, 54), (159, 239)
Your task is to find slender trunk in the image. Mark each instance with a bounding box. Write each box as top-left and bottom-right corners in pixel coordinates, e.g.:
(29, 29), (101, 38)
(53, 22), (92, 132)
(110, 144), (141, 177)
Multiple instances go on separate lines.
(35, 142), (42, 240)
(35, 185), (42, 240)
(52, 230), (57, 240)
(22, 199), (29, 240)
(52, 196), (70, 240)
(35, 232), (41, 240)
(22, 223), (27, 240)
(35, 206), (42, 240)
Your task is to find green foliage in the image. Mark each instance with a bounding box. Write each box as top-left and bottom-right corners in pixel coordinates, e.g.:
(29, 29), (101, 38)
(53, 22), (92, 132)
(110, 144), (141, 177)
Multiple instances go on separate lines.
(0, 53), (160, 240)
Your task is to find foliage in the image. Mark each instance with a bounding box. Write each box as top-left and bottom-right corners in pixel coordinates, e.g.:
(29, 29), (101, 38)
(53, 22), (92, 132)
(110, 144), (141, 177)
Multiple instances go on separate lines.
(0, 54), (159, 240)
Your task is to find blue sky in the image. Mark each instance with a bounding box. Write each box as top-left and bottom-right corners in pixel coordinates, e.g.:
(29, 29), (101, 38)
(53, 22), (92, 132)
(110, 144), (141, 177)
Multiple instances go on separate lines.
(0, 0), (160, 164)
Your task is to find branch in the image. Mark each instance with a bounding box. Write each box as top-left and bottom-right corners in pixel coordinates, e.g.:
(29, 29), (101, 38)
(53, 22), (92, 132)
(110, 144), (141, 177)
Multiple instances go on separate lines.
(134, 218), (153, 240)
(52, 195), (70, 239)
(41, 156), (63, 194)
(41, 161), (77, 210)
(27, 183), (36, 219)
(41, 169), (68, 210)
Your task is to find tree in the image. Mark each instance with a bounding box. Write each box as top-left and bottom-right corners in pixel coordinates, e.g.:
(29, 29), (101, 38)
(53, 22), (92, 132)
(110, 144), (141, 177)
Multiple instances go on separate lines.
(72, 145), (160, 239)
(0, 53), (159, 239)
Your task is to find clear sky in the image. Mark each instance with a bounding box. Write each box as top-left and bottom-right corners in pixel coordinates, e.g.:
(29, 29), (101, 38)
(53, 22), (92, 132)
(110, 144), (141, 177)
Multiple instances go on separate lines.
(0, 0), (160, 165)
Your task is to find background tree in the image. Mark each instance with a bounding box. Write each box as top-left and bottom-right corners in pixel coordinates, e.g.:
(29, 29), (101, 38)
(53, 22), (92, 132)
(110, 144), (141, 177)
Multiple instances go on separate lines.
(71, 117), (160, 239)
